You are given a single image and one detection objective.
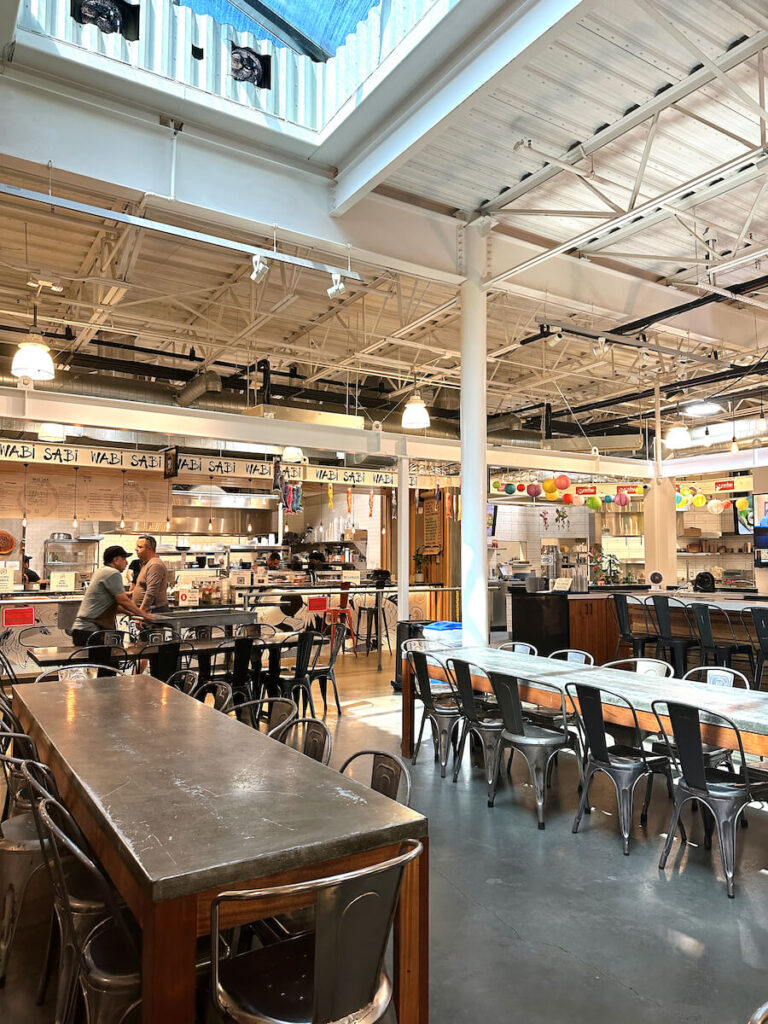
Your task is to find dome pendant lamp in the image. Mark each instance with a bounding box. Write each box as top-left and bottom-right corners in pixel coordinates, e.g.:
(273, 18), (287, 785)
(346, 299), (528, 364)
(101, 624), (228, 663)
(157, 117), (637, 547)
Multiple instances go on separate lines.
(402, 389), (430, 430)
(12, 307), (55, 382)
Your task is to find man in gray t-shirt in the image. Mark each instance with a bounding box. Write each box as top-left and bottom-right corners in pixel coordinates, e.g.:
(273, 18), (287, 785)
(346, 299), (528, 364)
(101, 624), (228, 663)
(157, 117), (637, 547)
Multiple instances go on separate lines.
(72, 545), (151, 646)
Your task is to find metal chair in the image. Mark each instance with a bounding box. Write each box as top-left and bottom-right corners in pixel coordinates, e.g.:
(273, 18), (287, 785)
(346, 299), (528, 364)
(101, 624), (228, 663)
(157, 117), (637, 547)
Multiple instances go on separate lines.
(190, 680), (234, 714)
(17, 625), (52, 649)
(34, 664), (123, 683)
(498, 641), (537, 655)
(748, 1001), (768, 1023)
(210, 840), (422, 1024)
(0, 650), (21, 700)
(235, 697), (298, 737)
(166, 669), (199, 694)
(567, 681), (675, 854)
(743, 606), (768, 689)
(446, 658), (503, 789)
(87, 629), (131, 648)
(406, 648), (461, 778)
(272, 716), (332, 765)
(652, 698), (768, 897)
(308, 622), (347, 715)
(183, 624), (226, 641)
(487, 670), (582, 827)
(688, 602), (755, 675)
(204, 637), (255, 706)
(139, 640), (195, 682)
(339, 750), (412, 806)
(549, 648), (594, 665)
(362, 580), (392, 657)
(138, 626), (181, 642)
(602, 657), (673, 677)
(274, 630), (320, 717)
(67, 644), (123, 670)
(609, 593), (655, 659)
(324, 581), (357, 657)
(645, 595), (699, 677)
(683, 665), (750, 690)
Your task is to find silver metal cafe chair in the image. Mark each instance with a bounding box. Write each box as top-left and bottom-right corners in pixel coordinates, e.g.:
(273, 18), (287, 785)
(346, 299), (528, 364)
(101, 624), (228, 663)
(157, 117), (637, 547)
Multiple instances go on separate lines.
(35, 664), (123, 684)
(210, 840), (423, 1024)
(339, 750), (413, 806)
(498, 641), (538, 656)
(235, 697), (298, 737)
(271, 717), (333, 765)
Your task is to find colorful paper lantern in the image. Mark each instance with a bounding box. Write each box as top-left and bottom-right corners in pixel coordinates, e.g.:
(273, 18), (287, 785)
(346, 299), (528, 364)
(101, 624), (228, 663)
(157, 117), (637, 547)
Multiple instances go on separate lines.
(680, 488), (692, 498)
(542, 478), (557, 494)
(614, 491), (630, 507)
(675, 493), (684, 507)
(635, 485), (644, 495)
(693, 493), (706, 508)
(546, 490), (558, 501)
(504, 483), (515, 494)
(562, 493), (574, 505)
(586, 496), (602, 511)
(707, 499), (725, 515)
(723, 500), (732, 510)
(527, 483), (542, 498)
(572, 494), (585, 506)
(517, 483), (526, 493)
(493, 480), (502, 490)
(603, 494), (613, 504)
(554, 474), (570, 491)
(736, 497), (749, 511)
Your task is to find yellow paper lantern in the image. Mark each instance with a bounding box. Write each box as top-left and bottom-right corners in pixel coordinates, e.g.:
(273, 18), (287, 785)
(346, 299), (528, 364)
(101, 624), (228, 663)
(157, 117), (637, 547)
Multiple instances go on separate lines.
(681, 488), (692, 498)
(542, 477), (557, 493)
(692, 493), (706, 508)
(736, 497), (749, 511)
(545, 490), (558, 501)
(634, 485), (644, 495)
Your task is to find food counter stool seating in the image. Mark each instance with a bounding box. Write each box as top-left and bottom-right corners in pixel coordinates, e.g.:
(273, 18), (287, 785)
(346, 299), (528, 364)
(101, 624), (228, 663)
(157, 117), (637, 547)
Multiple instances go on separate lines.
(567, 681), (676, 855)
(652, 699), (768, 897)
(339, 750), (412, 806)
(446, 659), (504, 789)
(271, 717), (333, 765)
(209, 840), (423, 1024)
(610, 594), (655, 659)
(362, 582), (393, 657)
(689, 603), (755, 675)
(487, 670), (583, 827)
(645, 595), (700, 678)
(406, 649), (461, 777)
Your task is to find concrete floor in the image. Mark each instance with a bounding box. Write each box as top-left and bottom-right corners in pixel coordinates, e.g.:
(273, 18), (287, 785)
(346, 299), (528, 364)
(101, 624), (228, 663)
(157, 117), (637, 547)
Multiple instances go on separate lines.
(3, 652), (768, 1022)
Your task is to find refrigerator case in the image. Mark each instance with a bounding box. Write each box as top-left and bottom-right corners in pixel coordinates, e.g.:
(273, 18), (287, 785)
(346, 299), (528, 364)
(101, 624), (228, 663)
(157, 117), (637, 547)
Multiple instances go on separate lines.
(43, 537), (100, 579)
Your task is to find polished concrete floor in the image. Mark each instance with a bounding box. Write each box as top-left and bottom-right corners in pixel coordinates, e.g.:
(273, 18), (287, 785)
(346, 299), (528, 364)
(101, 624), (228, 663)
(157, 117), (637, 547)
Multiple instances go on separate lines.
(3, 652), (768, 1022)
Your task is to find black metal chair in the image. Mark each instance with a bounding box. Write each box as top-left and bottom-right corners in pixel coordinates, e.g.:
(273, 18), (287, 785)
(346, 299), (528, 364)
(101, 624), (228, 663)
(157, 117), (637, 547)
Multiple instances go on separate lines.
(204, 637), (255, 706)
(406, 649), (461, 778)
(567, 680), (675, 854)
(689, 602), (755, 675)
(235, 697), (298, 737)
(0, 650), (21, 700)
(487, 670), (582, 827)
(275, 630), (321, 717)
(743, 606), (768, 690)
(609, 593), (655, 659)
(645, 594), (699, 677)
(271, 717), (332, 765)
(308, 622), (347, 715)
(184, 624), (226, 641)
(190, 680), (234, 714)
(35, 664), (123, 683)
(549, 648), (594, 665)
(210, 840), (423, 1024)
(498, 641), (537, 655)
(140, 640), (195, 682)
(87, 629), (131, 649)
(166, 669), (199, 694)
(67, 644), (124, 671)
(446, 658), (503, 789)
(138, 626), (181, 642)
(652, 698), (768, 897)
(339, 750), (412, 806)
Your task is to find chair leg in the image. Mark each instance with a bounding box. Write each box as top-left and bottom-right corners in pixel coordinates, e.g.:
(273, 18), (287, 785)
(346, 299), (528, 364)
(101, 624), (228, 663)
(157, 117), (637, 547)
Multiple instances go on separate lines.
(437, 718), (458, 779)
(316, 675), (328, 714)
(659, 794), (686, 869)
(525, 748), (551, 830)
(482, 733), (501, 790)
(412, 709), (428, 765)
(328, 668), (342, 715)
(452, 721), (469, 783)
(36, 909), (57, 1006)
(572, 764), (596, 833)
(714, 810), (740, 898)
(640, 772), (654, 825)
(616, 776), (638, 855)
(0, 851), (42, 985)
(488, 740), (505, 808)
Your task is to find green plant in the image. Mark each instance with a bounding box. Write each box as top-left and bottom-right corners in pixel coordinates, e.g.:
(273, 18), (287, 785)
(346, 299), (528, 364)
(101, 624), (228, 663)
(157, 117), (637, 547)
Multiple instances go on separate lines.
(588, 544), (621, 585)
(413, 547), (425, 571)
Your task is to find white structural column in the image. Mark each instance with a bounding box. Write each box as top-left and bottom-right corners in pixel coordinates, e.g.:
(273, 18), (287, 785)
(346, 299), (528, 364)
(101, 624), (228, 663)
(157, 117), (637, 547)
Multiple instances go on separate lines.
(460, 225), (489, 644)
(397, 456), (410, 620)
(643, 479), (677, 584)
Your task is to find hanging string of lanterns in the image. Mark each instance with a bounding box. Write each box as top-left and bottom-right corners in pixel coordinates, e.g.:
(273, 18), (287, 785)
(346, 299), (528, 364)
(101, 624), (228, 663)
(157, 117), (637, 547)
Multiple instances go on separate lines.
(491, 474), (646, 508)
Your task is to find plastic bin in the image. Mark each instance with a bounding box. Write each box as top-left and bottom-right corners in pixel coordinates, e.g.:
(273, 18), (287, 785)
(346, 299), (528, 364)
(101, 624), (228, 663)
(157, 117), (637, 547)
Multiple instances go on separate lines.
(422, 621), (463, 648)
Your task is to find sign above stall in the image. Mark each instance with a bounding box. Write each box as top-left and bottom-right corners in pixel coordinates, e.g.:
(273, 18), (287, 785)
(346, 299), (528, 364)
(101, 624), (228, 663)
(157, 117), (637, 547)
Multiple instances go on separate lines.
(0, 439), (457, 490)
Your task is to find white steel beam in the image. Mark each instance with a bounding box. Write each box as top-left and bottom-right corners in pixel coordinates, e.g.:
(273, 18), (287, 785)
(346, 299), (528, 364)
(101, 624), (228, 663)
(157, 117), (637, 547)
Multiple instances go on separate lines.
(330, 0), (594, 216)
(0, 0), (22, 58)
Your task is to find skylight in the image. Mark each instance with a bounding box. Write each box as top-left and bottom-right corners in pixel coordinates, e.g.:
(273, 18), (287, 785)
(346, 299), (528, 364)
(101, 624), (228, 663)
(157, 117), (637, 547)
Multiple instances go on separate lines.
(177, 0), (382, 60)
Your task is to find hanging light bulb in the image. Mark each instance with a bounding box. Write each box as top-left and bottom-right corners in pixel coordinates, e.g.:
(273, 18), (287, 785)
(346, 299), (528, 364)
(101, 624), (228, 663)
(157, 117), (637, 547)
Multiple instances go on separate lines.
(731, 438), (740, 454)
(208, 474), (214, 533)
(402, 390), (430, 430)
(119, 470), (126, 530)
(247, 521), (252, 533)
(22, 463), (28, 528)
(72, 467), (79, 530)
(703, 426), (713, 448)
(166, 517), (171, 531)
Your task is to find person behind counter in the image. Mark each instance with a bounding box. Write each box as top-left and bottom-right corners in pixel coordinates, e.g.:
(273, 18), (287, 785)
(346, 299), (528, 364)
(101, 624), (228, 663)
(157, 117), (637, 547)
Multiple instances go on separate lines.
(133, 534), (169, 613)
(22, 556), (40, 584)
(71, 545), (152, 646)
(266, 550), (281, 571)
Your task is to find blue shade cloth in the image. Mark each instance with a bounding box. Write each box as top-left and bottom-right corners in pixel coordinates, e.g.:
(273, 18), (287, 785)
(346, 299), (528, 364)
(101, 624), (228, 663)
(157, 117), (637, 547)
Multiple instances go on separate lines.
(178, 0), (382, 55)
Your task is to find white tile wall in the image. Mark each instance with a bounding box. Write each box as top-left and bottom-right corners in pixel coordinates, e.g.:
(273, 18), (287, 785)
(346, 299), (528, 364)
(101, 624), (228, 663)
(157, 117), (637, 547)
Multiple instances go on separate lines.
(492, 505), (595, 556)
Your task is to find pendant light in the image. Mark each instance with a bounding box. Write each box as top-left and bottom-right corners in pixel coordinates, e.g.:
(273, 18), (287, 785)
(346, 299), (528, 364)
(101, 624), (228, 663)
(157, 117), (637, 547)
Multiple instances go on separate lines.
(165, 480), (172, 532)
(247, 521), (252, 533)
(119, 469), (126, 530)
(759, 394), (767, 435)
(12, 307), (55, 381)
(664, 422), (691, 449)
(72, 467), (79, 530)
(22, 463), (28, 528)
(282, 446), (303, 463)
(208, 475), (214, 532)
(731, 407), (739, 454)
(37, 422), (66, 443)
(402, 389), (430, 430)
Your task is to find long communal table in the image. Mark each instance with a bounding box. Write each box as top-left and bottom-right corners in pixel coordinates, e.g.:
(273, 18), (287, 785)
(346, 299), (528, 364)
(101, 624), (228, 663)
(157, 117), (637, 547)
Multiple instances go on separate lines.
(14, 676), (429, 1024)
(401, 644), (768, 758)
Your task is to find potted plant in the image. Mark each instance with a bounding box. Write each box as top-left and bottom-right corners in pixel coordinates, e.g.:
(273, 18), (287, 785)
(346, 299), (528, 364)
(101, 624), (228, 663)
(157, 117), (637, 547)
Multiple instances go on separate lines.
(413, 547), (425, 583)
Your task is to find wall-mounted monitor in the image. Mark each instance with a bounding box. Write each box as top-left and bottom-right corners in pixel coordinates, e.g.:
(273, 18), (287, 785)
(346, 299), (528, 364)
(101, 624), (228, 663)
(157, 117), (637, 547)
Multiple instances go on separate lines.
(486, 504), (497, 537)
(735, 495), (754, 535)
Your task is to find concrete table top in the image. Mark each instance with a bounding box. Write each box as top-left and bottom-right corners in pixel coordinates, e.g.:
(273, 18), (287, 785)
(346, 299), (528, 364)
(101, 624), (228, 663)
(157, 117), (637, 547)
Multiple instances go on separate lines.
(14, 675), (426, 902)
(453, 645), (768, 737)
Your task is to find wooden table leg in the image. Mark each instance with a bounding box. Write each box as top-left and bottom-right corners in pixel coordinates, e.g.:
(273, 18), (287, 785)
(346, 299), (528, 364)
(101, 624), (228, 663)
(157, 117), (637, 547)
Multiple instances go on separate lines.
(141, 895), (197, 1023)
(401, 658), (415, 759)
(393, 836), (428, 1024)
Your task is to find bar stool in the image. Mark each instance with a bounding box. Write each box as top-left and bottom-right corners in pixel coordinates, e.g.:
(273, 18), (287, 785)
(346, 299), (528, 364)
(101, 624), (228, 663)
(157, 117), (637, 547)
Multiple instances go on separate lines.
(324, 581), (357, 657)
(645, 595), (699, 678)
(609, 593), (655, 659)
(689, 603), (755, 676)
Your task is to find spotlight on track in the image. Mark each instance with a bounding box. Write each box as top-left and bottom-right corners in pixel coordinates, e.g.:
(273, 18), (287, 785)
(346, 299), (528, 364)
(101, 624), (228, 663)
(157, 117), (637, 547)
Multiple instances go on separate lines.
(327, 273), (346, 299)
(250, 254), (269, 284)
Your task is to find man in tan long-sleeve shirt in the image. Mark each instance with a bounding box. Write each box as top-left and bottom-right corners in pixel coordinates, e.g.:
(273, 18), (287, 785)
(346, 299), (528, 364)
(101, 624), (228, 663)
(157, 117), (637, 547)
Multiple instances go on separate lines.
(133, 535), (169, 613)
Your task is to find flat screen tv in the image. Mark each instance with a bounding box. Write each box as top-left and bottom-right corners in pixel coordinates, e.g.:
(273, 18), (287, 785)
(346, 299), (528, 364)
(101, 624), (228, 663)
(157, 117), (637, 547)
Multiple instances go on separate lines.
(734, 495), (754, 535)
(486, 504), (497, 537)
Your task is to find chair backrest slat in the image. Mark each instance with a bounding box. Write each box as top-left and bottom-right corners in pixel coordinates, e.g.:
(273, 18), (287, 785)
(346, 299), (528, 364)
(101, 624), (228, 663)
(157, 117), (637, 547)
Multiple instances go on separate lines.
(487, 670), (528, 736)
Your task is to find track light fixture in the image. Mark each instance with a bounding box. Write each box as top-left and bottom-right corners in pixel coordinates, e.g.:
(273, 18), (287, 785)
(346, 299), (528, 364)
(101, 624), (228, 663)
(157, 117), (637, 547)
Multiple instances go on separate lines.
(327, 273), (346, 299)
(250, 254), (269, 284)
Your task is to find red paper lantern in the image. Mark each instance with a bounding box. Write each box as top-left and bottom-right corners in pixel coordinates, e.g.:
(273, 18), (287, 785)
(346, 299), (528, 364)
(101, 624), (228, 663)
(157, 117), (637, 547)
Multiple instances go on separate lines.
(562, 493), (574, 505)
(554, 474), (570, 491)
(516, 483), (526, 492)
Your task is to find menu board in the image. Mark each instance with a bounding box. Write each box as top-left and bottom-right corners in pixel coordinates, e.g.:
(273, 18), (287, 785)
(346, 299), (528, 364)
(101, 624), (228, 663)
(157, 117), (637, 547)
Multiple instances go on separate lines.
(0, 465), (168, 520)
(422, 499), (444, 551)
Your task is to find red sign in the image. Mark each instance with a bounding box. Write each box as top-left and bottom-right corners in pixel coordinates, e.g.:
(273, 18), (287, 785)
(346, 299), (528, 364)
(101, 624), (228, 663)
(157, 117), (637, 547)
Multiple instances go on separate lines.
(715, 480), (735, 492)
(575, 486), (596, 495)
(2, 606), (34, 628)
(616, 485), (637, 493)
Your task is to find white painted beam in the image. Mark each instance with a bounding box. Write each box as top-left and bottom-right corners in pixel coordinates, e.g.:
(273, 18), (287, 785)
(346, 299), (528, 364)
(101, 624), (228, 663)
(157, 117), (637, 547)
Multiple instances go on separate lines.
(0, 0), (22, 57)
(330, 0), (593, 216)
